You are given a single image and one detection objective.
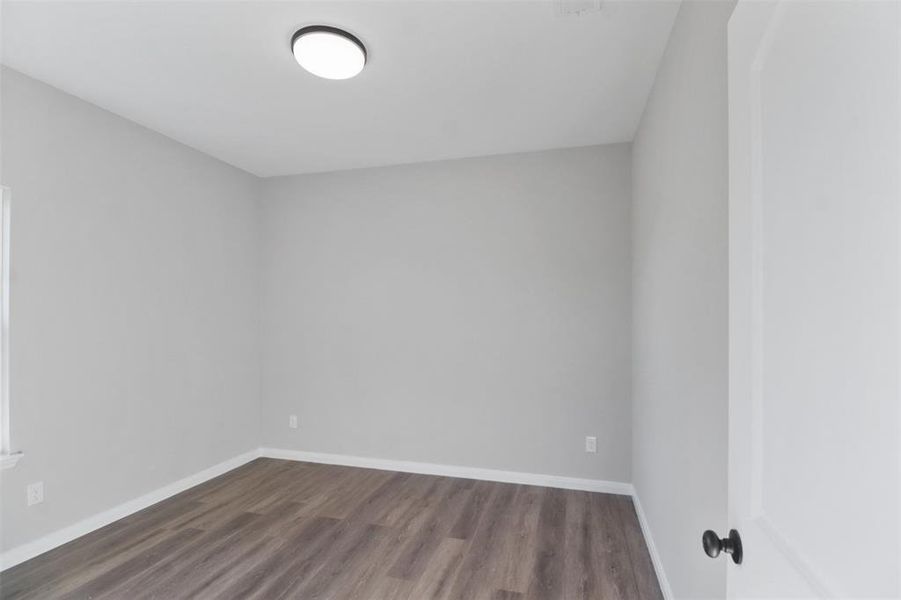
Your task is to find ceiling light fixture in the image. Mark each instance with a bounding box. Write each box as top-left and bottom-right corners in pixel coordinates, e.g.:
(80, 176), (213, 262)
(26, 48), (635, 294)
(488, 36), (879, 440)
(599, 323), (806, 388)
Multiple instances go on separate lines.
(291, 26), (367, 80)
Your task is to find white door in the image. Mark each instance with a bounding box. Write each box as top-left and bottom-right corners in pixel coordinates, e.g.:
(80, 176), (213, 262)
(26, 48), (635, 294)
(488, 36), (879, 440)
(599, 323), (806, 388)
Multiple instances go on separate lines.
(727, 1), (900, 598)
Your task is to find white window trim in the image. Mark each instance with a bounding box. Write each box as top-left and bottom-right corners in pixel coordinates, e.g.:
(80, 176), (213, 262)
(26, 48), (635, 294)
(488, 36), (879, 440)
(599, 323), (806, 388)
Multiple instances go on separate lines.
(0, 185), (21, 470)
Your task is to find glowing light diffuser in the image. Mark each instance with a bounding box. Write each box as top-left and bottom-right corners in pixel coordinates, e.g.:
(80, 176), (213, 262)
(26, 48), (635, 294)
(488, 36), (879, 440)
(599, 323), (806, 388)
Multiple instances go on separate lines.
(292, 26), (366, 80)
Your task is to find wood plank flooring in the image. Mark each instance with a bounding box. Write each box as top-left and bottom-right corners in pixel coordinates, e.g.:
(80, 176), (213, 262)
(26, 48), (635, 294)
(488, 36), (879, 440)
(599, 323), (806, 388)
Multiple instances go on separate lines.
(0, 458), (663, 600)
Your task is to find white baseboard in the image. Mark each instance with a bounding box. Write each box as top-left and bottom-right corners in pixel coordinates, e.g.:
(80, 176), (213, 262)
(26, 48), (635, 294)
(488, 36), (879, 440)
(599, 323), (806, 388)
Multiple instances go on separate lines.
(2, 447), (636, 573)
(631, 490), (674, 600)
(0, 448), (262, 571)
(259, 447), (633, 495)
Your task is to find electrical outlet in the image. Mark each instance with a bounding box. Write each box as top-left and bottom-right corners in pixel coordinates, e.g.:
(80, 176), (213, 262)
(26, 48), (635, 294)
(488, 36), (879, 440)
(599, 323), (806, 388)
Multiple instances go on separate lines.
(289, 415), (298, 429)
(585, 436), (597, 453)
(26, 482), (44, 506)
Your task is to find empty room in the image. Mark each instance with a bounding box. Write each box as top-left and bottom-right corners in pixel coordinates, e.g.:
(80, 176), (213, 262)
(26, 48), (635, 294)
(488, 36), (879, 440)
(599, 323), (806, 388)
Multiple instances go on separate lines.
(0, 0), (899, 598)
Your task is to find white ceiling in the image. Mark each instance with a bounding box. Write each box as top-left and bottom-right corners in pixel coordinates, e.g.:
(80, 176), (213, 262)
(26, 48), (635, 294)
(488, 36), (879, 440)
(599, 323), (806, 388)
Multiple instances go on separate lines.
(2, 1), (679, 177)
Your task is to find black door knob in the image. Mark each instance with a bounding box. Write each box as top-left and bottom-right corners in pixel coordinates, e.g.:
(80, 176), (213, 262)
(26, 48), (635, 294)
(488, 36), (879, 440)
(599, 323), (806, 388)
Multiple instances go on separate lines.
(702, 529), (743, 564)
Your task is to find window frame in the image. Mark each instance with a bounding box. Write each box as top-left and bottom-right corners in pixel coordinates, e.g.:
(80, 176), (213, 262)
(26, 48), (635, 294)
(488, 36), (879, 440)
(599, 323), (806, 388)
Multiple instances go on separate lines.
(0, 185), (20, 469)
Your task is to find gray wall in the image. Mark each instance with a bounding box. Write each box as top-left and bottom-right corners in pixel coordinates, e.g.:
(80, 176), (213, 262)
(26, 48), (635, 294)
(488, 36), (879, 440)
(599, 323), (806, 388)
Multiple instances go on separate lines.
(260, 145), (632, 482)
(0, 69), (261, 552)
(631, 1), (734, 598)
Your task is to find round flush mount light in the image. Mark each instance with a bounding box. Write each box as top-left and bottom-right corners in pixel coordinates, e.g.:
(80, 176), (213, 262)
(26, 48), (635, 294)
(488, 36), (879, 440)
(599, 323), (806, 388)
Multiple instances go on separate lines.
(291, 26), (367, 80)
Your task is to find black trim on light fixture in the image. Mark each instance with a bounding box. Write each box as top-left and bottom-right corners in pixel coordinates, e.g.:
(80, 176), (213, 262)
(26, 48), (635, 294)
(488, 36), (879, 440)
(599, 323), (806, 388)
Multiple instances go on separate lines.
(291, 25), (368, 65)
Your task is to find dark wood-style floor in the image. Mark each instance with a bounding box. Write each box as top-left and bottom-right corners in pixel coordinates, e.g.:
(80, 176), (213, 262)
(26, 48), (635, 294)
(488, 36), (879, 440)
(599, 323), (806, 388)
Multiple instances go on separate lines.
(0, 458), (663, 600)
